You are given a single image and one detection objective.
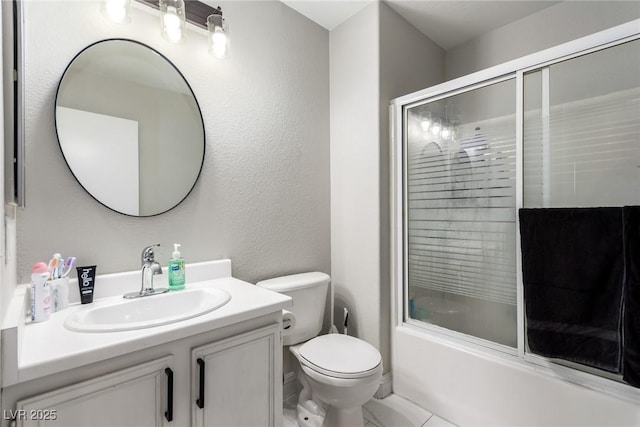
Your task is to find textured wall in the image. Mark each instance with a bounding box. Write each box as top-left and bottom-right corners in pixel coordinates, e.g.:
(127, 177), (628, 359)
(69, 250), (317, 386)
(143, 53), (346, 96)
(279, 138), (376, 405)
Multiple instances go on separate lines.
(17, 0), (330, 284)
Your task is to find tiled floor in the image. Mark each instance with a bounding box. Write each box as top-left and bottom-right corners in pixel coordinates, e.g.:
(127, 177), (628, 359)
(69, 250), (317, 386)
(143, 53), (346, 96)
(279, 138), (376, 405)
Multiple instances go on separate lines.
(363, 394), (456, 427)
(283, 393), (456, 427)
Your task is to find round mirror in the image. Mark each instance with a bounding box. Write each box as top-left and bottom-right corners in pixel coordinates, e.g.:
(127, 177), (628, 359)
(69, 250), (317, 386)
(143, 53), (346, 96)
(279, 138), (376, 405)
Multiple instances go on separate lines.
(55, 39), (205, 216)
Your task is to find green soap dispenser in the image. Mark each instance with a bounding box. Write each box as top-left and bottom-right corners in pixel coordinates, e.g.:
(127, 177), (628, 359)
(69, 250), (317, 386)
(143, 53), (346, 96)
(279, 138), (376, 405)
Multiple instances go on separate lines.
(168, 243), (186, 290)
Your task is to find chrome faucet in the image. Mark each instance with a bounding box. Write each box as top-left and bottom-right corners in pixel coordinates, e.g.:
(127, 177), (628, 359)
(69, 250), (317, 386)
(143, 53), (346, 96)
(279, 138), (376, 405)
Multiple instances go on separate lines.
(124, 244), (169, 299)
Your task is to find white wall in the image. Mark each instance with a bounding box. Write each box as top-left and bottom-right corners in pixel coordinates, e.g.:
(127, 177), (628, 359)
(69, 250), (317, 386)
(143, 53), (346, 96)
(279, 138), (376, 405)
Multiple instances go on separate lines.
(330, 1), (444, 373)
(446, 0), (640, 79)
(17, 0), (330, 284)
(330, 2), (380, 350)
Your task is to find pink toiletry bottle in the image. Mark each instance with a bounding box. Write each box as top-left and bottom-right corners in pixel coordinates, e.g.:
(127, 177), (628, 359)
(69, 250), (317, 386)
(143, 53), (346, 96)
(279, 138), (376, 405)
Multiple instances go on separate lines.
(31, 262), (51, 322)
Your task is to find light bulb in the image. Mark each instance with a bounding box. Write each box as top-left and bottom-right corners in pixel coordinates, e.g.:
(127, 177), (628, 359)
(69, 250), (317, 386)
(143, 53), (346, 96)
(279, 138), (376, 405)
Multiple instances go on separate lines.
(441, 127), (451, 140)
(160, 1), (186, 43)
(419, 111), (431, 132)
(165, 25), (183, 42)
(102, 0), (130, 24)
(408, 120), (421, 140)
(431, 118), (442, 136)
(211, 28), (228, 59)
(163, 6), (183, 42)
(207, 11), (229, 59)
(163, 7), (180, 27)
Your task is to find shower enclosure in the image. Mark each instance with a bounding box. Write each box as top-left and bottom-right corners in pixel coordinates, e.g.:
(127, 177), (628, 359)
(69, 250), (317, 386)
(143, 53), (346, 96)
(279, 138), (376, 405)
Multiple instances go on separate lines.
(391, 19), (640, 400)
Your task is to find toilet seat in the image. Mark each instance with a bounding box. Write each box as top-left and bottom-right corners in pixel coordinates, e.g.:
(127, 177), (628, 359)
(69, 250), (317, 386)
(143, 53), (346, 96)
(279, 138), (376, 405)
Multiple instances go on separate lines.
(298, 334), (382, 379)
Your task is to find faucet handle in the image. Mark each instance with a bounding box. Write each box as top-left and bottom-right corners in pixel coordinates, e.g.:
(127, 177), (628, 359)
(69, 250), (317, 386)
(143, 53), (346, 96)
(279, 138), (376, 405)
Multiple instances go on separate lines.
(141, 244), (160, 264)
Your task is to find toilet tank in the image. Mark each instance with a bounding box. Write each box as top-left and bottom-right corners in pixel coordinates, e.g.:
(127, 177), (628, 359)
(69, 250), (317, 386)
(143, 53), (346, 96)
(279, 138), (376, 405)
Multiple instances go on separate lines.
(257, 272), (330, 345)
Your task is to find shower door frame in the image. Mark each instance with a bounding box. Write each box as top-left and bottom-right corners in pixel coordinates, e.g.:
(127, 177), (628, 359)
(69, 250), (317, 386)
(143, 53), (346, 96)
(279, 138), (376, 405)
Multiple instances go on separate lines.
(397, 73), (521, 356)
(390, 19), (640, 400)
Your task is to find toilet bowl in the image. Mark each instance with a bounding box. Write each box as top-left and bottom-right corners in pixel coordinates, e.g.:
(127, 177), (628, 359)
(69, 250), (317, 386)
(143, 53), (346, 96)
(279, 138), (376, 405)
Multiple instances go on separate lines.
(291, 334), (382, 427)
(256, 273), (383, 427)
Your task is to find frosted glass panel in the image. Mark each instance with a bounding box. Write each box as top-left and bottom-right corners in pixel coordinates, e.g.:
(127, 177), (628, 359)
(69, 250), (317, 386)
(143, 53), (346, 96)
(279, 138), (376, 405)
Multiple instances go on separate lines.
(405, 79), (517, 347)
(524, 39), (640, 208)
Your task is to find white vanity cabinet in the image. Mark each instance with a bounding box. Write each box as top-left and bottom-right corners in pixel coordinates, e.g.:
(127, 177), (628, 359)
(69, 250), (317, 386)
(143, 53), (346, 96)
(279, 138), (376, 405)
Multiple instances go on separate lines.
(13, 356), (174, 427)
(192, 323), (280, 427)
(4, 321), (282, 427)
(1, 262), (290, 427)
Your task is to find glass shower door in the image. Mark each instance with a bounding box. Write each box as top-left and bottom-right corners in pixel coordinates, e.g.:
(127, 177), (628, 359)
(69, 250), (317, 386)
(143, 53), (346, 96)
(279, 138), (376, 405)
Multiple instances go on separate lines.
(394, 22), (640, 394)
(405, 79), (518, 348)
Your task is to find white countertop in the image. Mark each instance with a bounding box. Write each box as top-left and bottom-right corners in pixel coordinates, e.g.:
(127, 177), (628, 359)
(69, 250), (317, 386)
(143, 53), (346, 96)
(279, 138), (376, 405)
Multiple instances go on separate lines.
(1, 260), (291, 386)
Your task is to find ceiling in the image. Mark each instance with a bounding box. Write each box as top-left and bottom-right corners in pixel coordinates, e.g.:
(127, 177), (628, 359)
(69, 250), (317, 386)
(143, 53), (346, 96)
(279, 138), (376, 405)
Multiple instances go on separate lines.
(281, 0), (560, 50)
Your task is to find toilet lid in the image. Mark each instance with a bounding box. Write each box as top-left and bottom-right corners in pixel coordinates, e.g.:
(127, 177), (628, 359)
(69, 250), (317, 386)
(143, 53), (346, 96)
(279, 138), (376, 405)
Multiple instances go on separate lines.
(298, 334), (381, 378)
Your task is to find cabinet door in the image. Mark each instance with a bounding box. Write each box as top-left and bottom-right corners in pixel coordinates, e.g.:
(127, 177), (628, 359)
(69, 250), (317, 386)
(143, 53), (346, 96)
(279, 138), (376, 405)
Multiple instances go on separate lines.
(192, 323), (282, 427)
(14, 356), (174, 427)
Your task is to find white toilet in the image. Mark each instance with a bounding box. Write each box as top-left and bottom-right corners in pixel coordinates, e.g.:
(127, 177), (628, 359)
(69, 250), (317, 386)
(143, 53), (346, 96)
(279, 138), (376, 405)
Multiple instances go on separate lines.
(257, 272), (382, 427)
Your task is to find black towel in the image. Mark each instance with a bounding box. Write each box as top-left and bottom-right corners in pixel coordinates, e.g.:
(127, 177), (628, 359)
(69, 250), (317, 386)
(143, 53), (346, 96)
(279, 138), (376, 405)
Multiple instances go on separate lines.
(519, 208), (624, 373)
(623, 206), (640, 386)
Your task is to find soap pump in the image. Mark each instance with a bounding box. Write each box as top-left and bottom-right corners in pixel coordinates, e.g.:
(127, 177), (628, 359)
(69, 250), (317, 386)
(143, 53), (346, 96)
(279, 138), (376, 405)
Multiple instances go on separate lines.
(168, 243), (185, 290)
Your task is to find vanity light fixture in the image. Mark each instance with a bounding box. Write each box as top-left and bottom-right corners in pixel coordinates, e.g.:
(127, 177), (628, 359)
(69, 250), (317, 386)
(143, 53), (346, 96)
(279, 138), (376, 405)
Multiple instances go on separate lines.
(101, 0), (230, 57)
(207, 7), (229, 59)
(101, 0), (132, 24)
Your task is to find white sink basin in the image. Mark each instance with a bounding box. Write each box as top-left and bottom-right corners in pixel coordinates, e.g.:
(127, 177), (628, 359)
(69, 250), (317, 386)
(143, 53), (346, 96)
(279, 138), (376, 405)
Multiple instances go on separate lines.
(64, 288), (231, 332)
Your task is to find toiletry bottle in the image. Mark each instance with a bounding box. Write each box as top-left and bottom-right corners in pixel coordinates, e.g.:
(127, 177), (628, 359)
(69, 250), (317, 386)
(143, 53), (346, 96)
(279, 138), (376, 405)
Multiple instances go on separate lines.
(168, 243), (185, 290)
(31, 262), (51, 322)
(76, 265), (97, 304)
